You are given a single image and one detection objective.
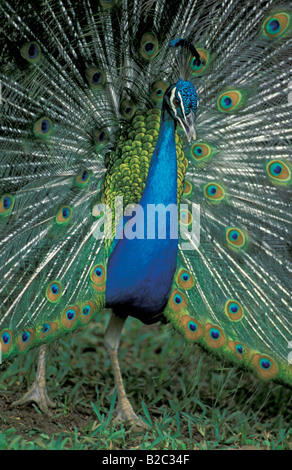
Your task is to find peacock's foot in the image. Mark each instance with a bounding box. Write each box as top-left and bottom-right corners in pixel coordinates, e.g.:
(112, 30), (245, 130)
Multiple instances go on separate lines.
(12, 381), (56, 415)
(113, 400), (150, 430)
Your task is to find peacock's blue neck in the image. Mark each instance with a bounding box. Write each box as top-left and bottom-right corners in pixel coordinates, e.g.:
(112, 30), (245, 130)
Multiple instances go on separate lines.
(139, 106), (178, 207)
(106, 103), (179, 323)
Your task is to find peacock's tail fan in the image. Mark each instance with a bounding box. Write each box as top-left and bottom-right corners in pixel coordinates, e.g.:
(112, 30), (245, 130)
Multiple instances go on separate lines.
(0, 0), (291, 389)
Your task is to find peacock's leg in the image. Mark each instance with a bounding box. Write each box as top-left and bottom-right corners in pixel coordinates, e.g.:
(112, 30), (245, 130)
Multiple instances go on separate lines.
(12, 344), (56, 414)
(104, 312), (149, 429)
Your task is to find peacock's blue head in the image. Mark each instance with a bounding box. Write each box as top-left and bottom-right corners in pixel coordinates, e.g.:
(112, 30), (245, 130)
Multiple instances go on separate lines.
(164, 78), (198, 142)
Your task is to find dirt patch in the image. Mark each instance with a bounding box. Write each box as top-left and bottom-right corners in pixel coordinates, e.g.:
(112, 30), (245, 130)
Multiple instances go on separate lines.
(0, 392), (93, 437)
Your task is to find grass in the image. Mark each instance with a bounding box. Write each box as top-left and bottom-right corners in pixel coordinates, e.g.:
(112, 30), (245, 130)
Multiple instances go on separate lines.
(0, 310), (291, 450)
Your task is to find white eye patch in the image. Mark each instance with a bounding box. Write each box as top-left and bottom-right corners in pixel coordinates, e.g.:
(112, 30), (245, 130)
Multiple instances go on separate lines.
(170, 87), (179, 116)
(177, 90), (186, 122)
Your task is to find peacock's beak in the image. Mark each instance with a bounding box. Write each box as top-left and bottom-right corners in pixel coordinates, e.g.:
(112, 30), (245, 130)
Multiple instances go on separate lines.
(178, 110), (196, 143)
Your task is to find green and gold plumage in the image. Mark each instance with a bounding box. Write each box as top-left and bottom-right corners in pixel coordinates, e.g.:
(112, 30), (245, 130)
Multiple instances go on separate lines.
(103, 108), (188, 236)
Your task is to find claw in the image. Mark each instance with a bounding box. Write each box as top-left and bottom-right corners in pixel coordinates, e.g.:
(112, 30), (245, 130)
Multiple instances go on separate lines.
(12, 344), (55, 415)
(12, 381), (56, 414)
(114, 399), (150, 430)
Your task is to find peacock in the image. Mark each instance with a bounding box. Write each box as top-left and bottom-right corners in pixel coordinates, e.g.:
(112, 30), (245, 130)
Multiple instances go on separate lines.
(0, 0), (291, 429)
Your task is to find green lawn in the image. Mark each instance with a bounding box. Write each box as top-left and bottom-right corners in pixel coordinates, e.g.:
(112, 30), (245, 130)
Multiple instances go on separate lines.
(0, 311), (291, 450)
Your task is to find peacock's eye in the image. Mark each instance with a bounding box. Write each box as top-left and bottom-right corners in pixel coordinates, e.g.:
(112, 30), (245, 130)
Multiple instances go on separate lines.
(236, 345), (243, 354)
(20, 41), (41, 63)
(188, 321), (197, 332)
(140, 33), (159, 60)
(86, 67), (106, 89)
(3, 196), (12, 209)
(66, 309), (75, 321)
(174, 98), (180, 106)
(62, 207), (70, 218)
(51, 284), (59, 294)
(41, 119), (50, 133)
(22, 331), (30, 343)
(56, 205), (72, 224)
(193, 57), (202, 68)
(120, 99), (136, 119)
(266, 160), (291, 183)
(82, 305), (91, 315)
(268, 19), (280, 33)
(95, 267), (103, 277)
(28, 43), (39, 59)
(92, 71), (102, 85)
(221, 96), (232, 108)
(98, 131), (106, 141)
(263, 13), (290, 38)
(33, 116), (53, 138)
(81, 170), (88, 181)
(210, 328), (220, 340)
(41, 324), (50, 333)
(144, 42), (154, 53)
(151, 80), (169, 103)
(226, 227), (247, 249)
(2, 332), (10, 344)
(260, 358), (271, 369)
